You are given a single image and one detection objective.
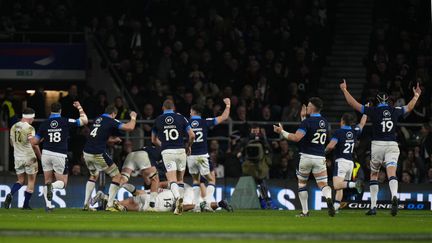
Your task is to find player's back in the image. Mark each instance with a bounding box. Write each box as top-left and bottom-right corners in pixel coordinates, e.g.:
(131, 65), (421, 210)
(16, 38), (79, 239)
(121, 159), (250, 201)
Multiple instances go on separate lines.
(37, 115), (76, 154)
(333, 126), (361, 161)
(153, 111), (190, 151)
(298, 114), (329, 157)
(154, 190), (175, 212)
(363, 104), (404, 141)
(84, 114), (122, 154)
(10, 121), (35, 158)
(189, 116), (216, 155)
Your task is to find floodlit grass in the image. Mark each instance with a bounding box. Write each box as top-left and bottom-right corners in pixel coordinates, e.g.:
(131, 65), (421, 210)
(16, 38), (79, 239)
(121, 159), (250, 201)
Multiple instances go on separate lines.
(0, 209), (431, 242)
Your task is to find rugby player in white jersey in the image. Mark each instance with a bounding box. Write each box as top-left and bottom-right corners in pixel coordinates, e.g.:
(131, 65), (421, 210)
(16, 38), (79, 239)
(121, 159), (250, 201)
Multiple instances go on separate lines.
(4, 108), (41, 209)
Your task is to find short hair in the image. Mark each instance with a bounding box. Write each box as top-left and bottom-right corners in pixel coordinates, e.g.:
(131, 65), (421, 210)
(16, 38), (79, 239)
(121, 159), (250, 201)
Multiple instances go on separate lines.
(163, 99), (175, 109)
(51, 102), (62, 113)
(191, 104), (203, 115)
(105, 104), (118, 114)
(341, 113), (355, 126)
(23, 107), (35, 115)
(309, 97), (323, 112)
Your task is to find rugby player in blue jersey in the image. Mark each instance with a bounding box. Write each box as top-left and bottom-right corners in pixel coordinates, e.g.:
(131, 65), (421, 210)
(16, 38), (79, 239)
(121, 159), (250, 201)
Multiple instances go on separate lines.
(325, 112), (367, 212)
(340, 79), (421, 216)
(151, 99), (195, 215)
(274, 97), (335, 217)
(31, 102), (88, 211)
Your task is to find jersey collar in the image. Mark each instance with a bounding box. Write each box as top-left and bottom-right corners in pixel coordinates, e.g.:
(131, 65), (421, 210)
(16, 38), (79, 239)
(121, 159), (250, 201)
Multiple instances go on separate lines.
(341, 125), (352, 130)
(377, 103), (389, 107)
(101, 113), (111, 118)
(310, 113), (321, 117)
(49, 113), (61, 118)
(191, 115), (201, 119)
(163, 109), (174, 114)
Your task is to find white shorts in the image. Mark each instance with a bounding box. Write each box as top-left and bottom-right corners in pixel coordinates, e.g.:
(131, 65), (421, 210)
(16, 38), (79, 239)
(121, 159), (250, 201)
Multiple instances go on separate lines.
(123, 151), (152, 172)
(187, 154), (211, 176)
(41, 150), (68, 174)
(14, 156), (38, 175)
(162, 149), (186, 172)
(333, 158), (353, 181)
(371, 141), (400, 172)
(297, 153), (327, 180)
(83, 152), (119, 177)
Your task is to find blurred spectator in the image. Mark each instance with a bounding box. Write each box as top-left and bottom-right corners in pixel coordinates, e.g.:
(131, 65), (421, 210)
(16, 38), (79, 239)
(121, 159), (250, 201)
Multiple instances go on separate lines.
(59, 84), (79, 118)
(27, 87), (46, 118)
(114, 96), (130, 120)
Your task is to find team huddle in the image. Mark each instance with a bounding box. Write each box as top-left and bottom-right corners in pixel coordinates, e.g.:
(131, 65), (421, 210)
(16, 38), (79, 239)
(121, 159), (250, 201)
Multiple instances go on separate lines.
(4, 80), (422, 216)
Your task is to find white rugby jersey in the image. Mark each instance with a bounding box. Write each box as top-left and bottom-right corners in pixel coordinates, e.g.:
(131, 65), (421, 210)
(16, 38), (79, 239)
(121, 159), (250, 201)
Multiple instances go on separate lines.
(10, 121), (36, 158)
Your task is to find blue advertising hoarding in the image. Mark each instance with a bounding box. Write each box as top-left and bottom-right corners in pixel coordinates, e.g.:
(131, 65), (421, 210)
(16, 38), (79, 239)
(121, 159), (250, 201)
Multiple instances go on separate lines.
(0, 43), (86, 80)
(0, 176), (431, 210)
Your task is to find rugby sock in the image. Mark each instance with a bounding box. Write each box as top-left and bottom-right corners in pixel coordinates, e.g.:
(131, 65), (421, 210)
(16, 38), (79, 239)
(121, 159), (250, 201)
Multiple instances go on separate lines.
(11, 182), (22, 195)
(43, 186), (52, 207)
(23, 191), (32, 208)
(298, 187), (308, 214)
(178, 183), (185, 198)
(107, 182), (120, 207)
(334, 200), (341, 211)
(347, 181), (356, 188)
(192, 184), (200, 206)
(84, 180), (96, 205)
(369, 180), (379, 208)
(52, 180), (65, 189)
(321, 185), (332, 199)
(389, 176), (398, 199)
(170, 182), (180, 199)
(122, 183), (137, 195)
(150, 192), (157, 206)
(206, 184), (216, 202)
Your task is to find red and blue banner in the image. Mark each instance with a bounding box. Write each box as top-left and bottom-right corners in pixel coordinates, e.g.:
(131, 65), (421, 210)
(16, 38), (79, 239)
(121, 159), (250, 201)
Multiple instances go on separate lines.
(0, 43), (86, 80)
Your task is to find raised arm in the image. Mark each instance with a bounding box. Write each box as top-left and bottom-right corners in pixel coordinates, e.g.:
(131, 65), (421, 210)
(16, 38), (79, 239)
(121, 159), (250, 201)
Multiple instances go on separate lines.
(215, 98), (231, 124)
(339, 79), (363, 113)
(120, 111), (137, 132)
(405, 83), (422, 113)
(273, 123), (305, 143)
(73, 101), (88, 126)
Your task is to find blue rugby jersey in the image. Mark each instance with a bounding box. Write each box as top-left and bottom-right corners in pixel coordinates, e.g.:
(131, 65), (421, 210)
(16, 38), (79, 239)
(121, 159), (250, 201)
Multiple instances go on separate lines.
(331, 125), (362, 161)
(84, 114), (124, 154)
(297, 113), (329, 157)
(189, 116), (217, 155)
(152, 110), (191, 151)
(361, 104), (405, 141)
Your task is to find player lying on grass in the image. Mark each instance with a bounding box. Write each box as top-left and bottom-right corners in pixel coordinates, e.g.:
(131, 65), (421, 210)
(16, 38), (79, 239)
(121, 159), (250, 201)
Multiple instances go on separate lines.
(325, 112), (367, 212)
(89, 184), (233, 213)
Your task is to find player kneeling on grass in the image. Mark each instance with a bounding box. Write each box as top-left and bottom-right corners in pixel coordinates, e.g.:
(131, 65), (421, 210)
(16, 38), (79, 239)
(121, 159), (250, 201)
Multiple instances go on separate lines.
(90, 184), (233, 213)
(325, 112), (367, 212)
(120, 146), (161, 211)
(82, 105), (137, 212)
(4, 108), (41, 210)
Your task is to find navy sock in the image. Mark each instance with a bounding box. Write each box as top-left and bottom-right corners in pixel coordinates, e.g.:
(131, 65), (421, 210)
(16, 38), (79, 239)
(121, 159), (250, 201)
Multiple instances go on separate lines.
(11, 183), (22, 195)
(23, 191), (32, 208)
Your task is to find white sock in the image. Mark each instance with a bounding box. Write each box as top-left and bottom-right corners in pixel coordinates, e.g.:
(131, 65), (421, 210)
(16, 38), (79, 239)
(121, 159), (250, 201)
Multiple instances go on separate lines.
(170, 182), (180, 199)
(389, 178), (398, 199)
(150, 192), (157, 205)
(334, 202), (340, 210)
(52, 180), (65, 189)
(178, 183), (185, 198)
(298, 188), (308, 214)
(205, 184), (215, 203)
(370, 183), (379, 208)
(84, 180), (95, 206)
(321, 185), (332, 199)
(43, 186), (52, 207)
(107, 183), (120, 207)
(348, 181), (356, 188)
(193, 184), (201, 206)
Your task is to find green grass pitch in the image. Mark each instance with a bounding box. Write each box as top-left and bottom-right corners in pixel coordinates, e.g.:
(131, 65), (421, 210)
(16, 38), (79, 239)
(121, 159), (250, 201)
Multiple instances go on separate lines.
(0, 209), (431, 243)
